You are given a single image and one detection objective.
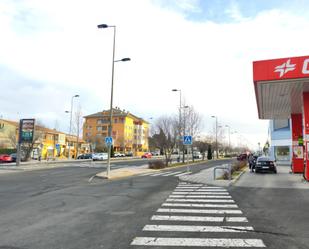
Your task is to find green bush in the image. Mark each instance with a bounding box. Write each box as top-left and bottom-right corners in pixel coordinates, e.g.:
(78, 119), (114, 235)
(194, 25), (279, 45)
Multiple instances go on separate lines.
(148, 160), (166, 169)
(0, 148), (16, 155)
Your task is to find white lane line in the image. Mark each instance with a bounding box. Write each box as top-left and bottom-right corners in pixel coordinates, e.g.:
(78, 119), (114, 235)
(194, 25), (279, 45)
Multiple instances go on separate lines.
(162, 203), (238, 208)
(196, 189), (227, 192)
(178, 184), (204, 186)
(163, 171), (184, 176)
(157, 208), (242, 214)
(173, 191), (229, 195)
(175, 172), (192, 176)
(139, 172), (157, 176)
(176, 186), (203, 189)
(151, 172), (172, 176)
(143, 225), (254, 232)
(226, 217), (249, 222)
(166, 198), (235, 203)
(131, 237), (266, 247)
(151, 215), (224, 222)
(169, 195), (232, 199)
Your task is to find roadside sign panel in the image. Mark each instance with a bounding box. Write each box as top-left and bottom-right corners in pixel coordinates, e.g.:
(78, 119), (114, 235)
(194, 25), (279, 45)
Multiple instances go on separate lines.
(105, 136), (113, 146)
(183, 135), (192, 145)
(19, 119), (35, 143)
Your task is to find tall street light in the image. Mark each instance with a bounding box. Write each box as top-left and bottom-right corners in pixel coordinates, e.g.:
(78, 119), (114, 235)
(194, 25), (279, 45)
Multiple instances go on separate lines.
(98, 23), (130, 178)
(172, 89), (182, 161)
(211, 115), (218, 159)
(225, 125), (231, 154)
(68, 94), (79, 159)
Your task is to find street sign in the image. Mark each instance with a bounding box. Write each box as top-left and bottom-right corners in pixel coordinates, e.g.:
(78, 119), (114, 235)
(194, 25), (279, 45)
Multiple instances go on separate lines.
(105, 136), (113, 146)
(183, 135), (192, 145)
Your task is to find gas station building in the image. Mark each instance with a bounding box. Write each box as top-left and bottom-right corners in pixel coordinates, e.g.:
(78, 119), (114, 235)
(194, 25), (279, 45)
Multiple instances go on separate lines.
(253, 55), (309, 180)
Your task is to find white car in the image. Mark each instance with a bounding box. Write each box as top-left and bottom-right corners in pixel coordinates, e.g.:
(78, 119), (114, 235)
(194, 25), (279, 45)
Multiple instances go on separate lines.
(114, 152), (125, 157)
(93, 153), (108, 161)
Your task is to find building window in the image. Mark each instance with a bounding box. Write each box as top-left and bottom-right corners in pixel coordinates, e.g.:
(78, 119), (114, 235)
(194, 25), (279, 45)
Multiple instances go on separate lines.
(275, 146), (290, 161)
(274, 119), (289, 130)
(102, 126), (107, 131)
(97, 126), (102, 131)
(86, 132), (91, 136)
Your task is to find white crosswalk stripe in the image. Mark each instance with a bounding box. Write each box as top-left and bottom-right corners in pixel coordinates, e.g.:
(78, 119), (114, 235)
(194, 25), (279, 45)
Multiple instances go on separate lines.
(130, 182), (266, 248)
(162, 203), (238, 208)
(131, 237), (266, 247)
(173, 191), (230, 195)
(139, 170), (192, 177)
(169, 195), (232, 198)
(166, 198), (235, 203)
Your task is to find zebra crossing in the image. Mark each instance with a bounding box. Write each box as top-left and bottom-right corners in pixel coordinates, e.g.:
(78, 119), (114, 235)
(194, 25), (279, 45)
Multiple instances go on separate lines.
(139, 170), (192, 177)
(130, 182), (266, 248)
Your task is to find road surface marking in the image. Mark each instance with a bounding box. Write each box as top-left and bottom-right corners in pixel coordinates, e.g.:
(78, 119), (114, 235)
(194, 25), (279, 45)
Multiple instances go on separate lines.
(131, 237), (266, 247)
(162, 203), (238, 208)
(226, 217), (249, 222)
(151, 172), (172, 176)
(162, 171), (184, 176)
(175, 172), (192, 176)
(157, 208), (242, 214)
(139, 172), (157, 176)
(166, 198), (235, 203)
(169, 195), (232, 198)
(151, 215), (224, 222)
(143, 224), (254, 232)
(172, 190), (229, 195)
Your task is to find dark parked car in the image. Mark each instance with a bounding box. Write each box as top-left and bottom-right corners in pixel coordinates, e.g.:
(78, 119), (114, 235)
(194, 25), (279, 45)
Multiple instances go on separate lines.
(237, 153), (247, 161)
(10, 153), (17, 162)
(125, 151), (133, 157)
(77, 153), (93, 159)
(0, 154), (13, 163)
(255, 156), (277, 174)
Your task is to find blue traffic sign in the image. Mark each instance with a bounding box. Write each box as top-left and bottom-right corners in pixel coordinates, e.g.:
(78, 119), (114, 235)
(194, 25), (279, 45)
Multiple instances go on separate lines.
(105, 136), (113, 145)
(183, 135), (192, 145)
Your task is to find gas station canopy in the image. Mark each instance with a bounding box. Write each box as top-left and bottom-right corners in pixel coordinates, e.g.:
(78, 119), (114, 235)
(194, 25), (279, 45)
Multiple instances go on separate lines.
(253, 55), (309, 119)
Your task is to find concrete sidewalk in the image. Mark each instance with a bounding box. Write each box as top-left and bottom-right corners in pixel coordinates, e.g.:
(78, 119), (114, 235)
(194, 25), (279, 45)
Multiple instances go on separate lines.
(179, 166), (244, 187)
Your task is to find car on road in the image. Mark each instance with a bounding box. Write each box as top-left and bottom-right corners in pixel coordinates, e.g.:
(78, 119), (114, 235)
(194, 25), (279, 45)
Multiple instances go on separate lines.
(77, 153), (93, 159)
(255, 156), (277, 174)
(125, 151), (133, 157)
(151, 151), (160, 156)
(113, 152), (125, 157)
(141, 152), (152, 159)
(0, 154), (13, 163)
(93, 153), (108, 161)
(193, 151), (202, 159)
(237, 153), (247, 161)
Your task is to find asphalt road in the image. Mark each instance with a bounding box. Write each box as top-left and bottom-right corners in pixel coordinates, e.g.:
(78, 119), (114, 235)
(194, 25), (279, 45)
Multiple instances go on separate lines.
(0, 160), (308, 249)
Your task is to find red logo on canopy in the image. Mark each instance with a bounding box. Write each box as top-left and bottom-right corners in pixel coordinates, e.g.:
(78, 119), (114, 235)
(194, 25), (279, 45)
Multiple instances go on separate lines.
(253, 55), (309, 82)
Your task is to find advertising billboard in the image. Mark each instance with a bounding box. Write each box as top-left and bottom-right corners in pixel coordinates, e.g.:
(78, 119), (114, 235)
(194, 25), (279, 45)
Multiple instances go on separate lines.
(19, 119), (35, 143)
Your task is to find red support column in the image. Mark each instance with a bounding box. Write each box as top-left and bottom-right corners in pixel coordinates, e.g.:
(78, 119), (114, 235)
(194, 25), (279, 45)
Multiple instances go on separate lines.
(302, 92), (309, 180)
(291, 113), (304, 173)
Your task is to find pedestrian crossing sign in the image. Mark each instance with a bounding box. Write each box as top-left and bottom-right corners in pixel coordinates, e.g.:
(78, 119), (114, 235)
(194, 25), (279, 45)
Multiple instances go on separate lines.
(183, 135), (192, 145)
(105, 136), (113, 145)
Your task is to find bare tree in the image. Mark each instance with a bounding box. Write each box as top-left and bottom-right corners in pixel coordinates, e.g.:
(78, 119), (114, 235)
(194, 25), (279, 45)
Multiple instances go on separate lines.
(152, 115), (178, 166)
(183, 106), (203, 162)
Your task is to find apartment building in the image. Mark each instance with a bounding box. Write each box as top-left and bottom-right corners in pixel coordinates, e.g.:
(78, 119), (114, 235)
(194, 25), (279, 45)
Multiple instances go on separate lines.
(83, 108), (149, 155)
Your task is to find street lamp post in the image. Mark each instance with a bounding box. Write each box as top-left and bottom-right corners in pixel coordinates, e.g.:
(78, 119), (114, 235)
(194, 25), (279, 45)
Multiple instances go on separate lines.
(98, 23), (130, 178)
(68, 94), (79, 159)
(225, 125), (231, 154)
(172, 89), (182, 162)
(211, 115), (218, 159)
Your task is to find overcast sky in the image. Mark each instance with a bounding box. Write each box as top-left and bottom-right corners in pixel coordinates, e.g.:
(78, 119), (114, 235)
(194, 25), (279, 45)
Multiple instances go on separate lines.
(1, 0), (309, 149)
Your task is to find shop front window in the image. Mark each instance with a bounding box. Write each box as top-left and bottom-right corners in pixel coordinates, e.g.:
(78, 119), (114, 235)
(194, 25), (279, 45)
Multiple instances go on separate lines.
(275, 146), (290, 161)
